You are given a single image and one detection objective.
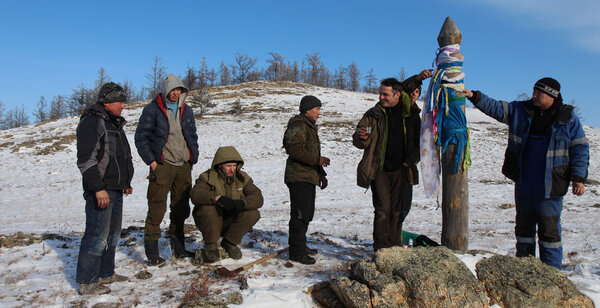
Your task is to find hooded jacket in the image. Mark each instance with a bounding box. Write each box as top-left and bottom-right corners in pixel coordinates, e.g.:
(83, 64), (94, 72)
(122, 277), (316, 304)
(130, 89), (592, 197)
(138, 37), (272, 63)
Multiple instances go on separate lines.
(190, 146), (263, 210)
(283, 114), (326, 185)
(352, 92), (421, 188)
(134, 74), (199, 166)
(472, 92), (589, 198)
(77, 103), (134, 192)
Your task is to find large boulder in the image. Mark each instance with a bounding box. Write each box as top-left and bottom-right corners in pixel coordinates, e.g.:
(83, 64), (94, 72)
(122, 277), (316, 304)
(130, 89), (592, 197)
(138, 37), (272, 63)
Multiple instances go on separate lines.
(327, 246), (489, 307)
(318, 247), (594, 308)
(476, 255), (594, 308)
(374, 246), (489, 307)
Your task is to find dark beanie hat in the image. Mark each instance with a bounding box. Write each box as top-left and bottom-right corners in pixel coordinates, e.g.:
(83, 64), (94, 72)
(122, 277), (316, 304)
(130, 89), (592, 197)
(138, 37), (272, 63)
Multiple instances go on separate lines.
(98, 82), (127, 104)
(299, 95), (322, 113)
(534, 77), (560, 98)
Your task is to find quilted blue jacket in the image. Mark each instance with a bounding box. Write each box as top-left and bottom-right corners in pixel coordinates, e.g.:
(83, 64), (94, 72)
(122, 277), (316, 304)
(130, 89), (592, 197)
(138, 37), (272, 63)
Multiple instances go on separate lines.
(474, 93), (589, 198)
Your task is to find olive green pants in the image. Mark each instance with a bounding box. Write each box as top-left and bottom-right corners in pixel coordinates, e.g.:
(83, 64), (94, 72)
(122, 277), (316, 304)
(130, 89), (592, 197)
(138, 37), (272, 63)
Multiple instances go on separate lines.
(144, 162), (192, 241)
(192, 205), (260, 245)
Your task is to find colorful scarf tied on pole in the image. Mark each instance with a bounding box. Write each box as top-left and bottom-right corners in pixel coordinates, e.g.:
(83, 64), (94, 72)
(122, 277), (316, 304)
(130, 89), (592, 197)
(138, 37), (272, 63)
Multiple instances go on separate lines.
(420, 44), (471, 198)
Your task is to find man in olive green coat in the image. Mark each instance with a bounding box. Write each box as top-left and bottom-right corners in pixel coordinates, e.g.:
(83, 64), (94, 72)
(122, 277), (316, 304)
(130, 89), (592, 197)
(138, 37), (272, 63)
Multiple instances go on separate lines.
(353, 70), (431, 251)
(191, 146), (263, 263)
(283, 95), (330, 265)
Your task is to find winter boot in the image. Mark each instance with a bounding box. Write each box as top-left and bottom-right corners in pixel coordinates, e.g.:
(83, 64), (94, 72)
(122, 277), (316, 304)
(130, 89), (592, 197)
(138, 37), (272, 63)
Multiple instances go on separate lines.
(78, 282), (111, 295)
(220, 239), (242, 260)
(170, 236), (194, 259)
(99, 274), (128, 285)
(289, 254), (316, 265)
(203, 242), (220, 263)
(144, 240), (166, 266)
(305, 245), (318, 256)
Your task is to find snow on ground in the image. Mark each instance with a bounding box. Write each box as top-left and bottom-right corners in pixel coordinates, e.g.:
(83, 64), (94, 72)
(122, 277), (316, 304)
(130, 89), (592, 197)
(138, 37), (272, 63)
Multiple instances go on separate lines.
(0, 81), (598, 307)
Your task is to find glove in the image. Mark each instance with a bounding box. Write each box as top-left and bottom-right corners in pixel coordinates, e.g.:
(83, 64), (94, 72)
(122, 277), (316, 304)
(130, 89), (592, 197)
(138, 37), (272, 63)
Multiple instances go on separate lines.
(415, 235), (440, 247)
(217, 196), (246, 212)
(467, 90), (481, 104)
(319, 176), (328, 190)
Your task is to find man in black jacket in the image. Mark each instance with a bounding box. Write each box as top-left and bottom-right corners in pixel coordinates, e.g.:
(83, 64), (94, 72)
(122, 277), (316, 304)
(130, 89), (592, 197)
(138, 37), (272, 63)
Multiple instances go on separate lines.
(76, 82), (134, 295)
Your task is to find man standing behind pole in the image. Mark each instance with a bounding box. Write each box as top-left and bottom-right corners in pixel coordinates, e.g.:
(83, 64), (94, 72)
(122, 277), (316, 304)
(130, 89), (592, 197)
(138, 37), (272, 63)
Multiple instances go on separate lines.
(135, 74), (199, 265)
(76, 82), (134, 295)
(190, 146), (263, 263)
(464, 78), (589, 269)
(352, 70), (432, 252)
(283, 95), (329, 265)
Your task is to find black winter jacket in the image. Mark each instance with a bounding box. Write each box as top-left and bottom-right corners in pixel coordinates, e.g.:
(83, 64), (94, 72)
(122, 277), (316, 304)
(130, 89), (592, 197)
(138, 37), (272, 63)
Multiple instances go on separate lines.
(76, 104), (134, 192)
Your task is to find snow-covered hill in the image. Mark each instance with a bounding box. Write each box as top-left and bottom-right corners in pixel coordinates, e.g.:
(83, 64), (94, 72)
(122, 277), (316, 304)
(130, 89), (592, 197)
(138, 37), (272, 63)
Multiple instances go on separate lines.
(0, 81), (598, 307)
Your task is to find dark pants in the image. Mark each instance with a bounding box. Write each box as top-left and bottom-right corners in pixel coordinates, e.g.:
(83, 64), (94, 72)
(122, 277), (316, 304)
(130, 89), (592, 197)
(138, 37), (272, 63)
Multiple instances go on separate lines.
(287, 182), (316, 257)
(371, 169), (412, 251)
(515, 135), (563, 269)
(76, 190), (123, 284)
(145, 162), (192, 241)
(193, 205), (260, 244)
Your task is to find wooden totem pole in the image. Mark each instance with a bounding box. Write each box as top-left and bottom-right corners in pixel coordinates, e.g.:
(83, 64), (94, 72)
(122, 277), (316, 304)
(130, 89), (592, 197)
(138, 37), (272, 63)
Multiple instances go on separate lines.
(421, 17), (470, 250)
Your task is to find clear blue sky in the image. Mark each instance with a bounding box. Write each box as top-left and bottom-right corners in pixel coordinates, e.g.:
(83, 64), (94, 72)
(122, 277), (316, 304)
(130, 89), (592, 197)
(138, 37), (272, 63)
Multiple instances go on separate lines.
(1, 0), (598, 127)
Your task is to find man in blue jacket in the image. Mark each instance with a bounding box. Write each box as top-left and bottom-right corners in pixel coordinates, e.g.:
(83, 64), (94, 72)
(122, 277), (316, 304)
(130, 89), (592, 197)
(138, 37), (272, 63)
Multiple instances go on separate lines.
(76, 82), (134, 295)
(464, 77), (589, 269)
(135, 74), (199, 265)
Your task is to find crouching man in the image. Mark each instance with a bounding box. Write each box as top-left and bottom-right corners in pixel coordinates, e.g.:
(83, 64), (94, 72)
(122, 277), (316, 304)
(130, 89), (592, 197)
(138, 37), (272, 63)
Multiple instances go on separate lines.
(191, 146), (263, 262)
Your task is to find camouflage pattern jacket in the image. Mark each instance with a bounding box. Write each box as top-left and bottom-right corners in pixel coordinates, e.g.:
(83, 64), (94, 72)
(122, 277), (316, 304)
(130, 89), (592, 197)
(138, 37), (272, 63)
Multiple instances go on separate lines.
(283, 114), (326, 186)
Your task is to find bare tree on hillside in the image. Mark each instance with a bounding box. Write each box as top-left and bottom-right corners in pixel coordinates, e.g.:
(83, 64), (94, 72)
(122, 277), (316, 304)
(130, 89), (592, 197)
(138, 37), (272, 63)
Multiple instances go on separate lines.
(34, 96), (48, 123)
(206, 68), (217, 87)
(333, 65), (347, 90)
(363, 68), (378, 93)
(304, 52), (322, 85)
(317, 66), (330, 87)
(182, 65), (197, 91)
(397, 67), (406, 82)
(189, 88), (214, 115)
(0, 101), (6, 129)
(229, 65), (238, 85)
(5, 105), (29, 129)
(146, 56), (167, 99)
(197, 57), (210, 89)
(516, 93), (530, 101)
(347, 62), (361, 91)
(121, 79), (139, 102)
(266, 52), (286, 81)
(49, 95), (66, 120)
(233, 51), (257, 84)
(219, 61), (231, 86)
(94, 67), (111, 90)
(287, 60), (300, 82)
(67, 85), (93, 116)
(304, 52), (330, 87)
(569, 99), (585, 122)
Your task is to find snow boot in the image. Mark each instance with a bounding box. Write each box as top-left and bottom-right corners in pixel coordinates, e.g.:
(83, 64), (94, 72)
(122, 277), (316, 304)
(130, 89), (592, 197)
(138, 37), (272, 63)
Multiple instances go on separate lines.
(204, 242), (220, 263)
(289, 254), (316, 265)
(99, 274), (128, 285)
(144, 240), (166, 266)
(221, 239), (242, 260)
(78, 282), (111, 295)
(170, 236), (194, 259)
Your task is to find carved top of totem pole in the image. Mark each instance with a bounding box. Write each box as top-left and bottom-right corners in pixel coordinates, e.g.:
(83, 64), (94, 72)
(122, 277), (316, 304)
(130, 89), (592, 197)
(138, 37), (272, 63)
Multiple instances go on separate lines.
(437, 16), (462, 47)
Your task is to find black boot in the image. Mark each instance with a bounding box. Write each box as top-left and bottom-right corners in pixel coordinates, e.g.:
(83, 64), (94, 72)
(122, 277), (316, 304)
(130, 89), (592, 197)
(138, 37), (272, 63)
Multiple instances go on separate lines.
(144, 240), (166, 266)
(220, 239), (242, 260)
(290, 254), (316, 265)
(203, 243), (220, 263)
(170, 236), (194, 259)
